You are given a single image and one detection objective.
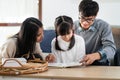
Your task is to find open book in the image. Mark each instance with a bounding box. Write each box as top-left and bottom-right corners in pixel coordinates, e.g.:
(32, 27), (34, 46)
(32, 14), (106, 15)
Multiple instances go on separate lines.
(48, 62), (83, 68)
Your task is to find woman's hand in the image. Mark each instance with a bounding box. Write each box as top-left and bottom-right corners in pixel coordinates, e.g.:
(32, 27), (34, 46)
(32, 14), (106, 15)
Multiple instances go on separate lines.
(45, 54), (55, 62)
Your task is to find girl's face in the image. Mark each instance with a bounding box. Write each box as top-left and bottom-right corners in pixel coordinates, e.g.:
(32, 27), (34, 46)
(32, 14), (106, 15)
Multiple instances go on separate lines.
(36, 28), (43, 42)
(60, 30), (73, 42)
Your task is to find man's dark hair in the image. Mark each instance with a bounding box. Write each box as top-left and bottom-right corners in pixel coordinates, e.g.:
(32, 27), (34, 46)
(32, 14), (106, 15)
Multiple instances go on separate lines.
(79, 0), (99, 17)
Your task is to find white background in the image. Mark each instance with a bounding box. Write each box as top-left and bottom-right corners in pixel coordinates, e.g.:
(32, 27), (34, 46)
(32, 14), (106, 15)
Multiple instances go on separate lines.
(42, 0), (120, 27)
(0, 0), (120, 47)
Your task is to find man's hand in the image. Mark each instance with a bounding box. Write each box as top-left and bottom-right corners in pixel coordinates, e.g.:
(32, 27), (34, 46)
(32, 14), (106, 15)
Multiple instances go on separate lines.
(80, 52), (101, 65)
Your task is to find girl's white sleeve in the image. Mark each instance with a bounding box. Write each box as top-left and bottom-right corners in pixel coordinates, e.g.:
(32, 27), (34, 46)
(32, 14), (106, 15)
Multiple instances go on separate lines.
(51, 38), (57, 62)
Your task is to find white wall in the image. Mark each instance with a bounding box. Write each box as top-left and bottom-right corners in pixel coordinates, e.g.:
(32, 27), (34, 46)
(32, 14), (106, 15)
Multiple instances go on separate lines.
(42, 0), (80, 28)
(0, 0), (38, 47)
(97, 0), (120, 26)
(0, 27), (20, 47)
(42, 0), (120, 27)
(0, 0), (38, 23)
(0, 0), (120, 49)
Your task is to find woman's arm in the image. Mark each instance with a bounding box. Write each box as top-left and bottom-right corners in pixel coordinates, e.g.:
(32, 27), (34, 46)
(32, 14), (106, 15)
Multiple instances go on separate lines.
(0, 38), (17, 58)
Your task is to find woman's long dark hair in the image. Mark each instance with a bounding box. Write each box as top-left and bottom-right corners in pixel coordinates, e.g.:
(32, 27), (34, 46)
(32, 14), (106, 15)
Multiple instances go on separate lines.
(14, 17), (43, 57)
(54, 15), (75, 51)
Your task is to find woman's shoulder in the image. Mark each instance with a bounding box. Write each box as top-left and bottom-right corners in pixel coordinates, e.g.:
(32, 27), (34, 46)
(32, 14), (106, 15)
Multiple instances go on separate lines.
(0, 38), (17, 54)
(7, 37), (17, 43)
(3, 38), (17, 46)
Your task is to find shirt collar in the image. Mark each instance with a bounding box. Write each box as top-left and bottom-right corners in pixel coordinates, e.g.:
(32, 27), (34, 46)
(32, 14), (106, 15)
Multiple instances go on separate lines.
(89, 25), (96, 31)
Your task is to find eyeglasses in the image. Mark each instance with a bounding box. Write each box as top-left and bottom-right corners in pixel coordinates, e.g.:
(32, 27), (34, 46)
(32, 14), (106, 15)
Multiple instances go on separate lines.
(79, 16), (95, 24)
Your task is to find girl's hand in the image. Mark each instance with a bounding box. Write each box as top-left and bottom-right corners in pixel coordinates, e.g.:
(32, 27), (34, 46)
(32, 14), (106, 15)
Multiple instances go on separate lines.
(45, 54), (55, 62)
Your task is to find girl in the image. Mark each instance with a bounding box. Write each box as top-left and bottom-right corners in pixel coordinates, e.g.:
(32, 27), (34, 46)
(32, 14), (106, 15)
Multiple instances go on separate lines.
(48, 15), (85, 63)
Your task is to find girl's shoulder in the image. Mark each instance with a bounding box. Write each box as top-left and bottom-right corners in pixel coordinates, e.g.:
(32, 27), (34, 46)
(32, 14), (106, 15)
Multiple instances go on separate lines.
(74, 34), (84, 41)
(51, 37), (56, 44)
(52, 37), (56, 41)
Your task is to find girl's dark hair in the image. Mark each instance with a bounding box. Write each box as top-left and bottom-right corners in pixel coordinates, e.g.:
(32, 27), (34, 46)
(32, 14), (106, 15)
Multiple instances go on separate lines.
(54, 15), (75, 51)
(14, 17), (43, 57)
(79, 0), (99, 17)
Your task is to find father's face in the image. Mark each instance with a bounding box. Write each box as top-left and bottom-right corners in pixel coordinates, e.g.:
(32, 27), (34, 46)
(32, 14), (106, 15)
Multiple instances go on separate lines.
(79, 13), (96, 30)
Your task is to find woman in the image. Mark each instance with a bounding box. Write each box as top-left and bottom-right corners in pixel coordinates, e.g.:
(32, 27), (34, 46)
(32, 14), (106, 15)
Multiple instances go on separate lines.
(1, 17), (45, 60)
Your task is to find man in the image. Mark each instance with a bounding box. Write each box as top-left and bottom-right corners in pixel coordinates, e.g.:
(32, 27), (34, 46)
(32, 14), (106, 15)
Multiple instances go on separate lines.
(74, 0), (116, 65)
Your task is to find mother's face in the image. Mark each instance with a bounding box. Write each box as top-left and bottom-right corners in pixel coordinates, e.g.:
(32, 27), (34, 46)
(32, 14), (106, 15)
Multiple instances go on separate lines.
(36, 27), (44, 42)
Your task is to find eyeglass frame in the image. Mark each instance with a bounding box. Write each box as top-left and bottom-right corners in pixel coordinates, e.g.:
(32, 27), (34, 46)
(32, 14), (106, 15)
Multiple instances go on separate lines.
(78, 16), (95, 24)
